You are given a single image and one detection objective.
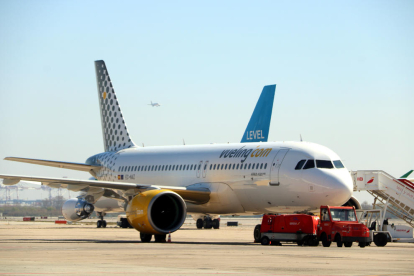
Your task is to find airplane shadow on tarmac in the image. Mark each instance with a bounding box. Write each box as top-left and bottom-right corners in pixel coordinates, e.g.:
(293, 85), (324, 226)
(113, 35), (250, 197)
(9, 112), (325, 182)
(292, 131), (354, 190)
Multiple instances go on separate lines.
(2, 238), (259, 246)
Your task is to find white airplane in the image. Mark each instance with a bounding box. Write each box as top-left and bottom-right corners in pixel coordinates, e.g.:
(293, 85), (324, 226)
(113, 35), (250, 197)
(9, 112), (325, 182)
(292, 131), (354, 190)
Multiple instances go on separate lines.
(1, 60), (357, 243)
(148, 101), (160, 107)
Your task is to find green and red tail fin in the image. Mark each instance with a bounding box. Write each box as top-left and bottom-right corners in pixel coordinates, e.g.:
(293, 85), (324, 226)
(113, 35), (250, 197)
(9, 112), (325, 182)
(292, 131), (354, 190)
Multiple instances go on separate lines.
(400, 170), (414, 179)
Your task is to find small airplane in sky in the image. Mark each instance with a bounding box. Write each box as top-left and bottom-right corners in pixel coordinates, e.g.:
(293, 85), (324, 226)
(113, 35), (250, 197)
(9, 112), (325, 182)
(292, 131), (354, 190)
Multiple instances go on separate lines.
(148, 101), (160, 107)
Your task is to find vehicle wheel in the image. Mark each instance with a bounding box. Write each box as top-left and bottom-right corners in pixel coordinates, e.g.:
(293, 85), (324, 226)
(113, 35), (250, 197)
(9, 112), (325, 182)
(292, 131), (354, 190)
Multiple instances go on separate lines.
(204, 218), (212, 229)
(359, 242), (366, 248)
(321, 234), (331, 247)
(97, 220), (102, 228)
(154, 234), (166, 243)
(213, 219), (220, 229)
(140, 233), (152, 243)
(196, 219), (203, 229)
(261, 236), (270, 246)
(374, 233), (388, 247)
(344, 242), (353, 247)
(102, 220), (107, 228)
(335, 234), (342, 247)
(365, 242), (371, 246)
(336, 241), (343, 247)
(253, 224), (261, 243)
(309, 239), (319, 247)
(297, 241), (304, 246)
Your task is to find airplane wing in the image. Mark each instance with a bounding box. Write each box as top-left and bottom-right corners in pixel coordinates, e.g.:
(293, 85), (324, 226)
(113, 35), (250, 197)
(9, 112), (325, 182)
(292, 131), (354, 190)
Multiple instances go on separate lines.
(4, 157), (100, 172)
(0, 174), (210, 204)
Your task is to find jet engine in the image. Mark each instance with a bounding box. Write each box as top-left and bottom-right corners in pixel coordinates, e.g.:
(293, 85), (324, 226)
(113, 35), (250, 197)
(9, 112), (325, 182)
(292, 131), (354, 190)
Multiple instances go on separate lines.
(342, 196), (362, 210)
(126, 189), (187, 235)
(62, 198), (95, 222)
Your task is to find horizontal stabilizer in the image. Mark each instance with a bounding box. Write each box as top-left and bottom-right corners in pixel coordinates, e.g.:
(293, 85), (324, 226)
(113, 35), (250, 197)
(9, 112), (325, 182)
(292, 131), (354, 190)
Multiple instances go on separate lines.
(4, 157), (101, 172)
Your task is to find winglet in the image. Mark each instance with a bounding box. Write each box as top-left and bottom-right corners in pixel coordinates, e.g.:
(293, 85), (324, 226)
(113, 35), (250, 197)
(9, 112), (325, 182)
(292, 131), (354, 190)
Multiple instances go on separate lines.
(241, 85), (276, 143)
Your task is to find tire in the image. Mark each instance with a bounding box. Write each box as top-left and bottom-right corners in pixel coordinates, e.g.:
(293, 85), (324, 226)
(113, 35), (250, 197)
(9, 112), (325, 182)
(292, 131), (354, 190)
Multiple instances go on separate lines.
(212, 219), (220, 229)
(204, 218), (212, 229)
(154, 234), (166, 243)
(196, 219), (203, 229)
(253, 225), (261, 243)
(336, 241), (343, 247)
(140, 233), (152, 243)
(359, 242), (366, 248)
(297, 241), (304, 246)
(344, 242), (353, 247)
(261, 236), (270, 246)
(335, 234), (342, 247)
(321, 234), (331, 247)
(97, 220), (102, 228)
(309, 239), (319, 247)
(374, 233), (388, 247)
(102, 220), (107, 228)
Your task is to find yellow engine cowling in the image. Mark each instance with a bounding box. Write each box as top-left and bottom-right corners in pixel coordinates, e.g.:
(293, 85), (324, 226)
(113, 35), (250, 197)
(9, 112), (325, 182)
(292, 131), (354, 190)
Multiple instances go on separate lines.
(126, 189), (187, 235)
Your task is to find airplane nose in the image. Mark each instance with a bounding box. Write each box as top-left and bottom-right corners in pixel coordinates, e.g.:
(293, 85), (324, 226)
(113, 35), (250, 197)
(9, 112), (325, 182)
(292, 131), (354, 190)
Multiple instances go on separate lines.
(323, 170), (353, 205)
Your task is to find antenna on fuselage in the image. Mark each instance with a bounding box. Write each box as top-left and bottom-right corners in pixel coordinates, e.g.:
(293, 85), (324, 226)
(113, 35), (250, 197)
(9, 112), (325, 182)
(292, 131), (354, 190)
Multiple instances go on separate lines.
(142, 143), (145, 147)
(183, 139), (185, 145)
(300, 134), (303, 142)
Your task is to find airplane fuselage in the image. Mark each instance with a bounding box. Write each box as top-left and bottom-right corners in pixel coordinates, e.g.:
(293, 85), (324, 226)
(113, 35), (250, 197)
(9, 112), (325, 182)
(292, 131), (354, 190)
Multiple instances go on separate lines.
(89, 141), (353, 215)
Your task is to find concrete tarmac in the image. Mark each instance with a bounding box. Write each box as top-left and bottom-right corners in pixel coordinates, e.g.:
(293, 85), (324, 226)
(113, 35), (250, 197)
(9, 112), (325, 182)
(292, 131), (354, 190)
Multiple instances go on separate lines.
(0, 218), (413, 275)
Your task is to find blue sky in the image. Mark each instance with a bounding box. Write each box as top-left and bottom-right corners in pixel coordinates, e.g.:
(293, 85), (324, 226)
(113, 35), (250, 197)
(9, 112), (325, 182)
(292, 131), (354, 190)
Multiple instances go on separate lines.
(1, 1), (413, 203)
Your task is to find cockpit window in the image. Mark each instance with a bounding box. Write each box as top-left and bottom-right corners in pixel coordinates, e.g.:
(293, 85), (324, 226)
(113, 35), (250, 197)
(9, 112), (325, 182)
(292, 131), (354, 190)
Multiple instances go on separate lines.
(295, 160), (306, 170)
(303, 159), (315, 170)
(316, 160), (334, 169)
(333, 160), (345, 169)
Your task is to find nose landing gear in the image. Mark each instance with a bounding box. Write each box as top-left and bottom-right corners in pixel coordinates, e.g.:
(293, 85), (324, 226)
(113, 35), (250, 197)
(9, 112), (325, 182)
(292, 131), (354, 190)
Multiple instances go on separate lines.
(97, 212), (107, 228)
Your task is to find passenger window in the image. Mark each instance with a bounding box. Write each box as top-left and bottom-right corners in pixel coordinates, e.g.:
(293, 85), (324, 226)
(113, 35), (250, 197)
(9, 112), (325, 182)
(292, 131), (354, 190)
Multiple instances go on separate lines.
(260, 163), (263, 169)
(244, 164), (247, 169)
(295, 160), (306, 170)
(333, 160), (345, 169)
(264, 163), (267, 169)
(213, 164), (216, 170)
(204, 164), (207, 170)
(236, 164), (239, 169)
(210, 164), (212, 170)
(248, 164), (251, 169)
(225, 164), (228, 170)
(151, 166), (154, 171)
(179, 165), (182, 170)
(118, 166), (121, 171)
(197, 164), (201, 170)
(232, 164), (235, 169)
(316, 160), (334, 169)
(303, 160), (315, 170)
(221, 164), (224, 170)
(169, 165), (171, 171)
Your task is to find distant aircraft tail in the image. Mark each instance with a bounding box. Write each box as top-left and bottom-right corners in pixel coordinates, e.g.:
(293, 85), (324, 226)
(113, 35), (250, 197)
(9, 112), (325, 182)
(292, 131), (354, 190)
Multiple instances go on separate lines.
(241, 85), (276, 143)
(94, 60), (136, 152)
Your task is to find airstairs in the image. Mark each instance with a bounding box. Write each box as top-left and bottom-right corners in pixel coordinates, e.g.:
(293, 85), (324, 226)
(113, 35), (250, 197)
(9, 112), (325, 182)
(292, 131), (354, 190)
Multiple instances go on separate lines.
(351, 170), (414, 228)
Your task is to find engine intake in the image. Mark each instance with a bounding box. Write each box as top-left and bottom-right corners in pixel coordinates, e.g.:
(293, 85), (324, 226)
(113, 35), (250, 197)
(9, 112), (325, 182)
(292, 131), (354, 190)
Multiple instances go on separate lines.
(62, 198), (95, 222)
(342, 196), (362, 209)
(126, 190), (187, 235)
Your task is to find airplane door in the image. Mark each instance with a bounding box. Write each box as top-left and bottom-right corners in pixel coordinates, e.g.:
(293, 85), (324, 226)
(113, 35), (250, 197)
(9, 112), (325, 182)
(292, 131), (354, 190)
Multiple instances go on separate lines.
(196, 161), (203, 178)
(202, 161), (209, 178)
(269, 149), (290, 186)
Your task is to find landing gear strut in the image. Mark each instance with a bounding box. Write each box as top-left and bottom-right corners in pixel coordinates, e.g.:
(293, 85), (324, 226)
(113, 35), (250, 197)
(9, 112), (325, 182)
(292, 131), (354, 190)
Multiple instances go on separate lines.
(97, 212), (107, 228)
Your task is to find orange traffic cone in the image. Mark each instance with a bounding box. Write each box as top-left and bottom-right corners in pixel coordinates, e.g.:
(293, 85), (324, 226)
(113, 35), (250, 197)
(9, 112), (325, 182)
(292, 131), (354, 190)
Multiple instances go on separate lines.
(168, 232), (171, 243)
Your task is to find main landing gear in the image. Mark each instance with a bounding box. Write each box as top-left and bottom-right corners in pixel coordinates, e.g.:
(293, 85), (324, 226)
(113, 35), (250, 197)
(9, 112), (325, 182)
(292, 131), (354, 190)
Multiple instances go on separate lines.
(196, 216), (220, 229)
(97, 212), (107, 228)
(140, 233), (167, 243)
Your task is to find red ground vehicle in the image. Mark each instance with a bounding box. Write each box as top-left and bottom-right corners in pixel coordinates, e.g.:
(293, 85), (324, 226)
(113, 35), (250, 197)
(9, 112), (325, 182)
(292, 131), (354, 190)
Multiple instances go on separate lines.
(255, 206), (371, 248)
(255, 214), (320, 246)
(319, 205), (370, 248)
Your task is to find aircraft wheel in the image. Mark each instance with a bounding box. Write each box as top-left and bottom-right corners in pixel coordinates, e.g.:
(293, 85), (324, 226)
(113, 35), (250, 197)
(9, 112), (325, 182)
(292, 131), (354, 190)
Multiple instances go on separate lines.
(140, 233), (152, 243)
(253, 224), (261, 243)
(203, 218), (213, 229)
(154, 234), (166, 243)
(344, 242), (353, 247)
(212, 219), (220, 229)
(261, 236), (270, 246)
(102, 220), (107, 228)
(97, 220), (102, 228)
(196, 219), (203, 229)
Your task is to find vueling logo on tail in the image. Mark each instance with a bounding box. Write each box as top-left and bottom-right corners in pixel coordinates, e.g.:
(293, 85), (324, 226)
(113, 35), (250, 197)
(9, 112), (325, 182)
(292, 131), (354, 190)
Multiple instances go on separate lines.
(245, 130), (265, 140)
(219, 146), (272, 163)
